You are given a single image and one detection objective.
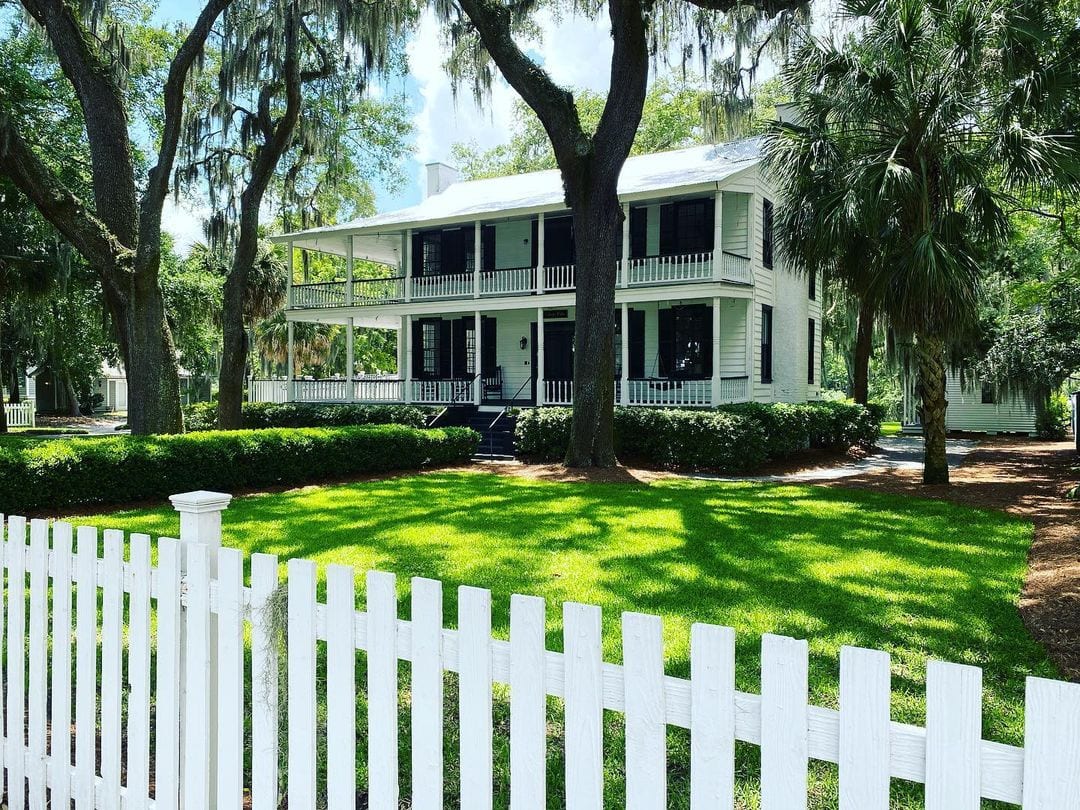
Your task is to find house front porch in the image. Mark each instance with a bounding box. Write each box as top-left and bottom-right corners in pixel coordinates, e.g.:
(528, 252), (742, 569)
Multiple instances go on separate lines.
(262, 296), (754, 409)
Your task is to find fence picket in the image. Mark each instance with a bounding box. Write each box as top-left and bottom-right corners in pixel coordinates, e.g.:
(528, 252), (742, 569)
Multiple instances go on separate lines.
(49, 522), (74, 807)
(564, 602), (603, 810)
(460, 585), (494, 810)
(838, 646), (890, 809)
(217, 547), (245, 810)
(1022, 676), (1080, 808)
(125, 534), (152, 810)
(760, 633), (809, 810)
(411, 577), (444, 810)
(183, 542), (212, 810)
(510, 594), (546, 810)
(250, 553), (280, 810)
(0, 514), (6, 783)
(690, 623), (735, 810)
(101, 530), (124, 810)
(327, 565), (357, 810)
(6, 515), (27, 810)
(27, 520), (49, 807)
(623, 612), (666, 810)
(155, 538), (182, 810)
(925, 660), (982, 810)
(288, 558), (318, 810)
(368, 570), (399, 810)
(74, 526), (98, 810)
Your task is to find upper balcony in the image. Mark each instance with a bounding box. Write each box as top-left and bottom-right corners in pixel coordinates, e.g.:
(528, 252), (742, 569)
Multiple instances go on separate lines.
(287, 191), (755, 310)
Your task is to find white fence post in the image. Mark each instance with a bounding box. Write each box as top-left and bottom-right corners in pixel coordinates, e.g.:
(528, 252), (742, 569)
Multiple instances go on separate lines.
(170, 490), (233, 810)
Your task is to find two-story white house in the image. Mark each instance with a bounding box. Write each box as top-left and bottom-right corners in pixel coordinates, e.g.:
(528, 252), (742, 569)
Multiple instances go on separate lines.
(266, 136), (822, 420)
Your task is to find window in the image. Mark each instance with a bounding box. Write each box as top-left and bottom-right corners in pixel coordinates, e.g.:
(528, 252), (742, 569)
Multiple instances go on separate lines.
(807, 318), (816, 385)
(761, 305), (773, 383)
(658, 198), (714, 256)
(762, 198), (774, 269)
(981, 382), (996, 404)
(658, 305), (712, 378)
(809, 268), (816, 300)
(465, 327), (476, 375)
(421, 232), (441, 276)
(422, 321), (440, 376)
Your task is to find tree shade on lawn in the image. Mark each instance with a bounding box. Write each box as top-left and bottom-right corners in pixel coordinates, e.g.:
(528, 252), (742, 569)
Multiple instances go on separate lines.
(70, 472), (1051, 808)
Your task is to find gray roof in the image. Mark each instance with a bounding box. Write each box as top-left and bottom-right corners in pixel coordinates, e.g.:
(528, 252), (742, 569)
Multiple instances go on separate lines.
(276, 137), (763, 263)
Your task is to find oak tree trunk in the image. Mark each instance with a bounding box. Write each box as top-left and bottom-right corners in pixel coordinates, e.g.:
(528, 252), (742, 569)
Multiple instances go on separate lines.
(916, 333), (949, 484)
(125, 267), (184, 433)
(0, 323), (7, 433)
(564, 195), (622, 466)
(851, 298), (874, 405)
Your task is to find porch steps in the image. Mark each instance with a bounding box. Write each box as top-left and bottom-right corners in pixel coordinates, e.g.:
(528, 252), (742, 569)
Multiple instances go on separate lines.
(429, 405), (517, 459)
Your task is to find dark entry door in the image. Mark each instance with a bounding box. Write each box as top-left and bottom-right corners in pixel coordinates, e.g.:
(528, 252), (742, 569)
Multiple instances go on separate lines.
(544, 322), (575, 380)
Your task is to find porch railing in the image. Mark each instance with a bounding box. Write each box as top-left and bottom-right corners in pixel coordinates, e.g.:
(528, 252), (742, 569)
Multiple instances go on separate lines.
(412, 378), (474, 404)
(627, 378), (712, 407)
(355, 276), (406, 304)
(293, 378), (350, 402)
(716, 375), (750, 403)
(248, 379), (289, 404)
(720, 251), (753, 284)
(291, 281), (347, 308)
(354, 378), (405, 402)
(626, 252), (713, 285)
(544, 379), (574, 405)
(479, 266), (535, 296)
(544, 264), (576, 291)
(412, 273), (474, 299)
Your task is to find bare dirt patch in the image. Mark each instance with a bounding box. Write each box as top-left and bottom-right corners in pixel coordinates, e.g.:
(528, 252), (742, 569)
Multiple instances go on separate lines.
(828, 437), (1080, 680)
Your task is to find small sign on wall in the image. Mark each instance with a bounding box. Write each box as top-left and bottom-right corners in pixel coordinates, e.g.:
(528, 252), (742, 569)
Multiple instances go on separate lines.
(543, 309), (569, 320)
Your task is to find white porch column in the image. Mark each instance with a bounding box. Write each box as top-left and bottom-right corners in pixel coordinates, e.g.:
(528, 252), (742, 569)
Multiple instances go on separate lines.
(536, 307), (545, 406)
(286, 320), (295, 402)
(474, 310), (483, 404)
(346, 235), (354, 306)
(745, 297), (754, 398)
(404, 314), (413, 403)
(170, 489), (233, 810)
(620, 302), (630, 406)
(712, 191), (723, 281)
(536, 212), (545, 293)
(711, 297), (722, 405)
(473, 221), (481, 299)
(346, 317), (355, 402)
(620, 202), (630, 288)
(397, 316), (407, 382)
(286, 240), (294, 307)
(403, 229), (413, 302)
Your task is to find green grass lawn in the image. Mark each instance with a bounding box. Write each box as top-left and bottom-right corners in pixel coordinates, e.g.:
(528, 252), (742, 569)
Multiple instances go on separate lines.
(69, 471), (1049, 808)
(880, 420), (902, 436)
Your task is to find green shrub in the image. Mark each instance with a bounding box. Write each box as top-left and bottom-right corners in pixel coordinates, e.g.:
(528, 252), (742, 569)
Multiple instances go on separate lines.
(1036, 392), (1070, 440)
(515, 400), (879, 471)
(183, 401), (435, 432)
(0, 425), (478, 515)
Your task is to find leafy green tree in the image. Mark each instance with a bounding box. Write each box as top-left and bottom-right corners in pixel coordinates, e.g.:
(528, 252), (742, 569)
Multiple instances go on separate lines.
(766, 0), (1080, 483)
(440, 0), (809, 466)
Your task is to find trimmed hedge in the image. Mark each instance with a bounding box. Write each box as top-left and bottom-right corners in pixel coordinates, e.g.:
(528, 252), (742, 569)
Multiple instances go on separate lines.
(0, 425), (478, 515)
(515, 400), (879, 471)
(183, 401), (435, 431)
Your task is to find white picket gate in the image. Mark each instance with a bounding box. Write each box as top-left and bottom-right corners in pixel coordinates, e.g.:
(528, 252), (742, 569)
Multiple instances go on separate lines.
(4, 401), (35, 428)
(2, 492), (1080, 810)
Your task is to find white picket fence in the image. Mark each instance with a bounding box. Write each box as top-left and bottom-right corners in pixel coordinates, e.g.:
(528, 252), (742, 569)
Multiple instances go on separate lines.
(2, 492), (1080, 810)
(4, 400), (35, 427)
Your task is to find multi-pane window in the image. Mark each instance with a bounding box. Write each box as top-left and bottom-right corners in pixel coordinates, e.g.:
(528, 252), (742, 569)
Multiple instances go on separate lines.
(673, 306), (710, 377)
(807, 318), (816, 385)
(422, 233), (441, 276)
(466, 327), (477, 375)
(674, 200), (710, 254)
(422, 321), (439, 376)
(762, 198), (775, 269)
(981, 382), (996, 404)
(761, 305), (773, 383)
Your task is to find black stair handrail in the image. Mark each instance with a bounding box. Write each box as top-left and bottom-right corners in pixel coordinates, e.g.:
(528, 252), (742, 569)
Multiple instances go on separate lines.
(482, 376), (533, 457)
(427, 373), (480, 427)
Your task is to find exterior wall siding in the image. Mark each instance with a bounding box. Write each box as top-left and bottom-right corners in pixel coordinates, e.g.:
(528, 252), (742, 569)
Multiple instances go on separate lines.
(493, 220), (532, 269)
(945, 374), (1036, 433)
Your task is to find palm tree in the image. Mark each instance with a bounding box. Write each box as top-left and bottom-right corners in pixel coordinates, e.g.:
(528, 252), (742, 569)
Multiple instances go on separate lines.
(766, 0), (1080, 483)
(254, 312), (332, 376)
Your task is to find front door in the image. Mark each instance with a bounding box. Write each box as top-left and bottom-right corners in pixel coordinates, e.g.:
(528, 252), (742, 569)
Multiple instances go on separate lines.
(544, 321), (575, 380)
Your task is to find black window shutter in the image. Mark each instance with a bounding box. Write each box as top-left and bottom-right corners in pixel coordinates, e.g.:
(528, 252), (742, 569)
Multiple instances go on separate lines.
(659, 204), (675, 256)
(482, 317), (497, 375)
(630, 207), (647, 258)
(452, 319), (468, 378)
(411, 319), (425, 378)
(482, 224), (496, 271)
(760, 305), (773, 383)
(530, 220), (539, 267)
(762, 199), (774, 269)
(807, 318), (815, 384)
(701, 304), (714, 375)
(629, 309), (645, 378)
(439, 319), (452, 378)
(702, 197), (716, 252)
(658, 307), (674, 376)
(411, 232), (423, 277)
